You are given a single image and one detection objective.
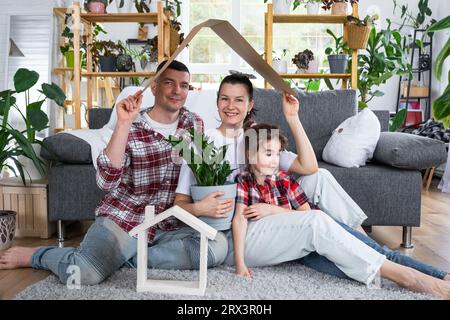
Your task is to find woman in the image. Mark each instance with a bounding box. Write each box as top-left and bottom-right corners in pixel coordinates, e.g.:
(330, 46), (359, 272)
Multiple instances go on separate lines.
(174, 74), (450, 298)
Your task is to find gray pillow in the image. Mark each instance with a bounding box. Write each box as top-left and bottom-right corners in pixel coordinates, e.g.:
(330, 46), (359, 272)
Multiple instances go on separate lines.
(40, 133), (92, 164)
(373, 132), (447, 170)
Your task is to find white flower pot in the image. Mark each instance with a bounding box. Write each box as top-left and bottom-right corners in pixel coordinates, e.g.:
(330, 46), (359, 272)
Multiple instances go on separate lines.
(296, 59), (319, 74)
(273, 0), (293, 14)
(306, 2), (320, 14)
(190, 183), (237, 231)
(17, 143), (45, 180)
(0, 211), (16, 251)
(116, 0), (134, 13)
(272, 59), (288, 73)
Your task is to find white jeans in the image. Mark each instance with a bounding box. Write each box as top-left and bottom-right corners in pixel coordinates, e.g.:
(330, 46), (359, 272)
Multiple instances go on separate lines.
(224, 211), (385, 285)
(224, 169), (384, 285)
(299, 168), (368, 228)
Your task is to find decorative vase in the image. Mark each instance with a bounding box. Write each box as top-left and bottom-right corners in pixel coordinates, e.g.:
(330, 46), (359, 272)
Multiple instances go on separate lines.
(328, 54), (349, 73)
(116, 54), (133, 71)
(306, 2), (320, 14)
(272, 59), (288, 73)
(0, 211), (16, 251)
(273, 0), (293, 14)
(170, 28), (181, 55)
(17, 143), (45, 180)
(190, 183), (237, 231)
(137, 25), (148, 41)
(64, 50), (83, 68)
(99, 55), (117, 72)
(87, 1), (106, 13)
(331, 2), (350, 15)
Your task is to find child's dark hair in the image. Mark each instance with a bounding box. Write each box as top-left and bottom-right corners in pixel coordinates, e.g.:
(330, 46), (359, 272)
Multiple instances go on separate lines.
(244, 123), (288, 158)
(217, 74), (257, 126)
(156, 59), (190, 74)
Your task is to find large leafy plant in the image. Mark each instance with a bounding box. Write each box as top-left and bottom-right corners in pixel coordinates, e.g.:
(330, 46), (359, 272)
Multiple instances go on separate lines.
(0, 68), (66, 184)
(167, 128), (234, 186)
(427, 15), (450, 128)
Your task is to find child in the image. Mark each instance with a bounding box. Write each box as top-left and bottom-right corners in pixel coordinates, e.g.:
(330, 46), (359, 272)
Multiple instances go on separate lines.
(232, 123), (319, 278)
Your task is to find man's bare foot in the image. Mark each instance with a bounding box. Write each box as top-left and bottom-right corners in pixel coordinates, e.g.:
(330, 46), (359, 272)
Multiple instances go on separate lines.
(407, 270), (450, 300)
(0, 246), (41, 269)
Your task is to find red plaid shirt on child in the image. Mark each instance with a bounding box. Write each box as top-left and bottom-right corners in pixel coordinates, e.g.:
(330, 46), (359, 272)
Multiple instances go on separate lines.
(235, 170), (320, 210)
(95, 107), (204, 242)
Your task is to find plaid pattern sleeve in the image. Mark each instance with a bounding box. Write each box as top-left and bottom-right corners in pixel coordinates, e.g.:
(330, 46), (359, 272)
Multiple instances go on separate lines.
(96, 148), (131, 192)
(286, 174), (310, 210)
(235, 174), (249, 206)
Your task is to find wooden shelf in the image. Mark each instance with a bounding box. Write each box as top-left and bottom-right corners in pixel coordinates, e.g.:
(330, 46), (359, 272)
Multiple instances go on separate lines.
(280, 73), (351, 79)
(273, 14), (348, 24)
(52, 67), (74, 74)
(80, 12), (165, 24)
(82, 72), (156, 77)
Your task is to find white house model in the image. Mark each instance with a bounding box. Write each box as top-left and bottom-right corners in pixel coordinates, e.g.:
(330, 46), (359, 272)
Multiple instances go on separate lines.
(128, 205), (218, 296)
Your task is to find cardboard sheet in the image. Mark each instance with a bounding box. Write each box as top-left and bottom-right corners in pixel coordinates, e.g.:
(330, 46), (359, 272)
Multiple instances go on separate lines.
(142, 19), (295, 95)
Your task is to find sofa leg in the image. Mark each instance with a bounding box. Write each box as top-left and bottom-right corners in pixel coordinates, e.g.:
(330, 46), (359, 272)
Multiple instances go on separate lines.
(401, 226), (414, 249)
(57, 220), (65, 248)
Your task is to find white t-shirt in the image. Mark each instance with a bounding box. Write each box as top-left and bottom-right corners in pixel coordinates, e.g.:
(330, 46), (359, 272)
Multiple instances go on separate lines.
(175, 128), (298, 196)
(142, 112), (178, 139)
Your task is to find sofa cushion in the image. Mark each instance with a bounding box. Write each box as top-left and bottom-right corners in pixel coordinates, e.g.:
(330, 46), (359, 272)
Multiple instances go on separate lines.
(41, 133), (92, 163)
(373, 132), (447, 170)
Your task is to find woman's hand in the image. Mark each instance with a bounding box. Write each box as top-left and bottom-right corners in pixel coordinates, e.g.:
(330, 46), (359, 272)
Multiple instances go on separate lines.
(243, 203), (277, 221)
(116, 90), (143, 125)
(195, 191), (235, 218)
(282, 91), (299, 120)
(235, 263), (254, 278)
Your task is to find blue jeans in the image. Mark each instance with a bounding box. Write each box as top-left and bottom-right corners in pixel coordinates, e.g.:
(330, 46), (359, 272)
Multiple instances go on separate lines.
(299, 222), (448, 280)
(31, 217), (228, 285)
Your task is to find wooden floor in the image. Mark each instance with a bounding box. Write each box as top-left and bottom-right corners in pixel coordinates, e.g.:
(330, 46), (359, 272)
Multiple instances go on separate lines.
(1, 178), (450, 300)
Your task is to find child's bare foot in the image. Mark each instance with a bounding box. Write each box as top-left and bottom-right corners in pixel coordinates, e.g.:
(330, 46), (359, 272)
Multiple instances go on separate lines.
(0, 246), (40, 269)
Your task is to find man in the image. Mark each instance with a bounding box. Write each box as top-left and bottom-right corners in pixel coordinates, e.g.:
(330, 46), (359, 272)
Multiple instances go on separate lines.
(0, 60), (228, 285)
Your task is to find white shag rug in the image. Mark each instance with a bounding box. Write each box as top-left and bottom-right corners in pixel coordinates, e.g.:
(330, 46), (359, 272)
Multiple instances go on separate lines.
(15, 263), (436, 300)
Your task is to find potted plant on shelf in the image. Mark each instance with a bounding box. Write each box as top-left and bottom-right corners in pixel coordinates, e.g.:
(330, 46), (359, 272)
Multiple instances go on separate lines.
(272, 49), (289, 73)
(59, 13), (86, 69)
(116, 41), (134, 72)
(321, 0), (358, 15)
(302, 0), (322, 14)
(164, 0), (185, 55)
(345, 14), (379, 49)
(263, 0), (302, 14)
(90, 40), (120, 72)
(0, 68), (66, 183)
(325, 28), (350, 73)
(293, 49), (318, 73)
(167, 128), (236, 231)
(85, 0), (110, 13)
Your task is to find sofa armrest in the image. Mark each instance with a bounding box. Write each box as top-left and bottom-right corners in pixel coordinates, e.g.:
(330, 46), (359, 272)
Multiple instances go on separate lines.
(373, 132), (447, 170)
(41, 133), (93, 164)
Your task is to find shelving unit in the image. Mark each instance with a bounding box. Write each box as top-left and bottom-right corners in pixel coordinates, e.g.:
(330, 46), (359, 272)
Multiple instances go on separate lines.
(264, 3), (359, 90)
(54, 1), (171, 129)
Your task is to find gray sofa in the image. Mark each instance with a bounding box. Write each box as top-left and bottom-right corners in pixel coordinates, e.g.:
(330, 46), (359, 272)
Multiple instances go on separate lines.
(41, 89), (448, 247)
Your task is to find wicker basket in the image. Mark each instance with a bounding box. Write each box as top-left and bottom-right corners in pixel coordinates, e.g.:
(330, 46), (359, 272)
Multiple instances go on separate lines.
(345, 24), (371, 49)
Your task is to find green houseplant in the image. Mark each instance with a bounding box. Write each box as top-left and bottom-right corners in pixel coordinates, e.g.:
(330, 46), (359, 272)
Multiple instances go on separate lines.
(167, 128), (236, 230)
(325, 28), (350, 73)
(427, 15), (450, 128)
(0, 68), (66, 183)
(90, 40), (120, 71)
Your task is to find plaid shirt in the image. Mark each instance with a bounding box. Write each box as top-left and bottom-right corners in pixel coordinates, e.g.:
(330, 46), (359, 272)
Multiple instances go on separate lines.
(95, 107), (204, 242)
(235, 170), (320, 210)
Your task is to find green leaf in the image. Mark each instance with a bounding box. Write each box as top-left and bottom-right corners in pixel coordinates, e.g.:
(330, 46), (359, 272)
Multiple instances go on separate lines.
(14, 68), (39, 93)
(28, 109), (49, 132)
(370, 90), (384, 97)
(434, 37), (450, 80)
(41, 82), (66, 107)
(0, 90), (16, 98)
(390, 109), (407, 132)
(432, 82), (450, 120)
(358, 101), (368, 109)
(0, 96), (16, 116)
(427, 15), (450, 32)
(442, 115), (450, 129)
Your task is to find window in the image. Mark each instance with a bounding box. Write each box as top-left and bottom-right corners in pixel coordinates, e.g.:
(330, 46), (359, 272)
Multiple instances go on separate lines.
(181, 0), (342, 89)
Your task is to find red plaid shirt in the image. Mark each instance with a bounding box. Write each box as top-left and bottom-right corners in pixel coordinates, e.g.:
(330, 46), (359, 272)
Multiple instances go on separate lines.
(235, 170), (319, 210)
(95, 107), (204, 242)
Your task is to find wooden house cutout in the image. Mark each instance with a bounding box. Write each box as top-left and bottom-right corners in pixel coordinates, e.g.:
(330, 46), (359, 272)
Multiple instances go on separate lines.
(128, 205), (217, 296)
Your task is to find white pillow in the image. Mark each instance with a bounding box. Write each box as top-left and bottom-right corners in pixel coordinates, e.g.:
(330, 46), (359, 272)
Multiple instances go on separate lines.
(322, 108), (381, 168)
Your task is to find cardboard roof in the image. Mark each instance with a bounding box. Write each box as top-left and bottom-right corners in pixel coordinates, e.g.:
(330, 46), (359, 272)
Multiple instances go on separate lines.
(143, 19), (295, 95)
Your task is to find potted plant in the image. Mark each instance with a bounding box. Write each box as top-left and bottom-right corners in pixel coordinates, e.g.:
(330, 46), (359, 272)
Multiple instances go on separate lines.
(292, 49), (318, 73)
(0, 69), (66, 183)
(164, 0), (185, 55)
(85, 0), (112, 13)
(167, 129), (236, 231)
(90, 40), (120, 72)
(303, 0), (321, 14)
(272, 49), (289, 73)
(116, 41), (134, 72)
(263, 0), (302, 14)
(321, 0), (358, 15)
(325, 28), (350, 73)
(59, 13), (86, 69)
(345, 14), (379, 49)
